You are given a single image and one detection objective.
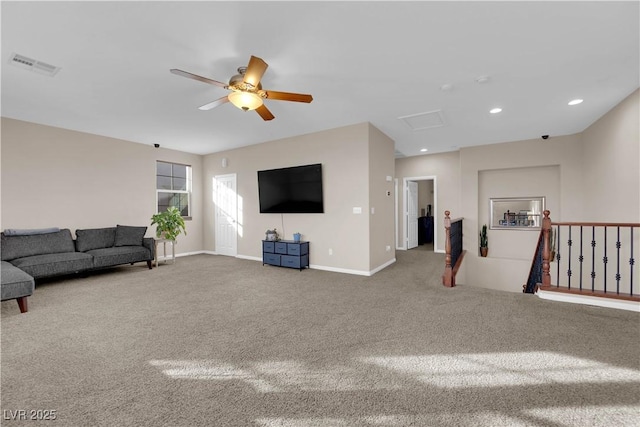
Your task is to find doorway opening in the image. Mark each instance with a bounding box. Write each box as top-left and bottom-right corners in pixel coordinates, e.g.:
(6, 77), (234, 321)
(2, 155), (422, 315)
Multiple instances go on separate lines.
(402, 176), (437, 252)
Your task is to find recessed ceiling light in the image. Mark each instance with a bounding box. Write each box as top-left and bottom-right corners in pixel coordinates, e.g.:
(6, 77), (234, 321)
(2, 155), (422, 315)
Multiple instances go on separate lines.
(420, 148), (428, 152)
(490, 108), (502, 114)
(568, 99), (583, 106)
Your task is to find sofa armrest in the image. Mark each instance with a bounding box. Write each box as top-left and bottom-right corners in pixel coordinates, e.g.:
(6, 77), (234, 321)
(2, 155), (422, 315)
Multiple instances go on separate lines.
(143, 237), (155, 259)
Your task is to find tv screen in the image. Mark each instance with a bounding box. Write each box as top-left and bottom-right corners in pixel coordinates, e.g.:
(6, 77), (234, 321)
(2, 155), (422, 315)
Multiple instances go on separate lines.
(258, 164), (324, 214)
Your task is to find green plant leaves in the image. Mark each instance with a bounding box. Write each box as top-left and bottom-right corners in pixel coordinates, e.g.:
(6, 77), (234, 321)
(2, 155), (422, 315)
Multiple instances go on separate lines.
(150, 206), (187, 241)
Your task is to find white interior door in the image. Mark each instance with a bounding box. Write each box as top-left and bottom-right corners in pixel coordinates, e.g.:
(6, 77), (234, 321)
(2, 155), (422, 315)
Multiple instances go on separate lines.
(214, 174), (237, 257)
(407, 180), (419, 249)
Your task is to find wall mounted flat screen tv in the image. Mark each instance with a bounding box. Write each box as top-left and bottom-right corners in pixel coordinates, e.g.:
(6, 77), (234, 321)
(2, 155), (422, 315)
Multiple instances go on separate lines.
(258, 163), (324, 214)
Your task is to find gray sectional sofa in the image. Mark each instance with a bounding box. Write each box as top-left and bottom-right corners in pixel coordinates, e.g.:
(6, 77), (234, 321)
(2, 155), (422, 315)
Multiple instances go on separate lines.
(1, 226), (154, 313)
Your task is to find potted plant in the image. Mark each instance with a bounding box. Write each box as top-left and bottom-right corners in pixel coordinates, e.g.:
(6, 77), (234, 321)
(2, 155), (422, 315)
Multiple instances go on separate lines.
(150, 206), (187, 241)
(479, 224), (488, 257)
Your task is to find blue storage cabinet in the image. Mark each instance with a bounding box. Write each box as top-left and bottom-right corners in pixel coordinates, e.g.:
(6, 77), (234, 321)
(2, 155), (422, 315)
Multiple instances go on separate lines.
(262, 240), (309, 270)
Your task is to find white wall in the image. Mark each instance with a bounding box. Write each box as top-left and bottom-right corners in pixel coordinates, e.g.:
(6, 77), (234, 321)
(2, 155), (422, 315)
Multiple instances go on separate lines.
(203, 122), (395, 275)
(2, 89), (635, 288)
(1, 118), (204, 255)
(478, 165), (560, 260)
(395, 151), (460, 251)
(458, 134), (584, 292)
(367, 123), (396, 271)
(582, 89), (639, 222)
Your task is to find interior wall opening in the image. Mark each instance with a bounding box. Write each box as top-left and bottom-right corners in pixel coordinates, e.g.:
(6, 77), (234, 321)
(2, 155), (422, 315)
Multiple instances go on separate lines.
(402, 177), (437, 252)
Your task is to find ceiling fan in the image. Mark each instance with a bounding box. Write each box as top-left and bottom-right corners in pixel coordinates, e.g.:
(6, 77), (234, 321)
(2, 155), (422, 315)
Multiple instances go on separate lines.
(170, 55), (313, 121)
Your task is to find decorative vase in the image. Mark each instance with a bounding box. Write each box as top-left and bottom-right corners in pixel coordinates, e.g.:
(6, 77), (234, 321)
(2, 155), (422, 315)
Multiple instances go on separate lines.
(480, 247), (488, 257)
(293, 233), (301, 242)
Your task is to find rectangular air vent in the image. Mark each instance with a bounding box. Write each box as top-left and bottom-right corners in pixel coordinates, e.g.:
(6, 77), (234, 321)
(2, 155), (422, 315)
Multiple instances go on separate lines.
(399, 110), (445, 131)
(9, 53), (60, 77)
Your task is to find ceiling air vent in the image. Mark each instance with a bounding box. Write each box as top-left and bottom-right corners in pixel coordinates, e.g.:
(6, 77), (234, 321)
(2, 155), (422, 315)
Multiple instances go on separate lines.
(9, 53), (60, 77)
(399, 110), (445, 131)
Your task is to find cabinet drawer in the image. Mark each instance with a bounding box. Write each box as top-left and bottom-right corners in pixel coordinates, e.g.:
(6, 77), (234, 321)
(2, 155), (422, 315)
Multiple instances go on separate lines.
(281, 255), (301, 269)
(275, 242), (288, 254)
(263, 241), (275, 253)
(287, 244), (301, 256)
(263, 253), (281, 266)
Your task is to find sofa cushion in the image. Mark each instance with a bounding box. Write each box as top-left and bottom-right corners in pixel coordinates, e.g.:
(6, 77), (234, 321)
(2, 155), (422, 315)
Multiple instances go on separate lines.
(114, 225), (147, 247)
(75, 227), (116, 252)
(86, 246), (152, 268)
(1, 261), (34, 301)
(4, 227), (60, 236)
(1, 229), (75, 262)
(10, 252), (94, 279)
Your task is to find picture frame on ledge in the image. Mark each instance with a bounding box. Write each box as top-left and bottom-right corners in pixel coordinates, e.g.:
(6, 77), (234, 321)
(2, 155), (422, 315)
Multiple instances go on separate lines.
(490, 197), (545, 230)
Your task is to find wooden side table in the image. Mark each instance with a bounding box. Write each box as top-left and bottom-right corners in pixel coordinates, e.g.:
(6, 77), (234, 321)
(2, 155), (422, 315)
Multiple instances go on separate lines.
(154, 238), (176, 267)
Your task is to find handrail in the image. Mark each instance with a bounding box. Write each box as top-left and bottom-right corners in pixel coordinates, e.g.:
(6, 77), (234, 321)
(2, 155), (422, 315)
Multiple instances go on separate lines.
(552, 221), (639, 227)
(523, 229), (544, 293)
(538, 210), (639, 297)
(443, 210), (465, 287)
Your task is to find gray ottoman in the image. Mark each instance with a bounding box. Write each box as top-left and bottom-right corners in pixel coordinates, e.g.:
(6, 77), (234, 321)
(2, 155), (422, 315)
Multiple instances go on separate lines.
(1, 261), (35, 313)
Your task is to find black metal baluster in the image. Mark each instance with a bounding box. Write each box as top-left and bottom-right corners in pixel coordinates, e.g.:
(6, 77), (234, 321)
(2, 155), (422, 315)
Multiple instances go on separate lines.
(579, 226), (584, 291)
(591, 226), (596, 292)
(556, 226), (561, 288)
(567, 226), (572, 289)
(616, 227), (621, 294)
(630, 227), (635, 296)
(603, 227), (608, 294)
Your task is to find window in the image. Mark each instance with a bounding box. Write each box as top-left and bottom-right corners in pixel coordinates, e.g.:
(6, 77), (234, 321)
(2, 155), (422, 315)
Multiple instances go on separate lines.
(156, 161), (191, 218)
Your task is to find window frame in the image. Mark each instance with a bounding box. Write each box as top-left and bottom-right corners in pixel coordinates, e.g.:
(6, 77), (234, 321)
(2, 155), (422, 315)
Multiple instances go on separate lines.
(156, 161), (192, 220)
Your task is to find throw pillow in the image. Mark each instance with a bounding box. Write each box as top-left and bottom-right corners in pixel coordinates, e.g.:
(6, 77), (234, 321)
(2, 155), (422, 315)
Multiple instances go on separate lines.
(114, 225), (147, 247)
(75, 228), (116, 252)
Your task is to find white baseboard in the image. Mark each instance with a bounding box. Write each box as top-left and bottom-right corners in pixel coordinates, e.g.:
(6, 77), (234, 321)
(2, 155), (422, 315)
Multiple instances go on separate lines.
(310, 259), (396, 277)
(536, 289), (640, 312)
(309, 264), (371, 276)
(370, 258), (396, 275)
(236, 254), (262, 262)
(167, 252), (395, 276)
(157, 250), (213, 261)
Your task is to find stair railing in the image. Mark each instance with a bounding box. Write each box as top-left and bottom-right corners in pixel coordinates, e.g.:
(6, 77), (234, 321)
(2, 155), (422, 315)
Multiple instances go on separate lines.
(443, 210), (465, 287)
(526, 210), (639, 298)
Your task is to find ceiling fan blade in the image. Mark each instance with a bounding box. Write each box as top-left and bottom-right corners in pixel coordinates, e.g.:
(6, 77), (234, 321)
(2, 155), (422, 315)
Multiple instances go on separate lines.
(264, 90), (313, 103)
(255, 104), (275, 121)
(170, 69), (227, 88)
(243, 56), (268, 88)
(198, 96), (229, 111)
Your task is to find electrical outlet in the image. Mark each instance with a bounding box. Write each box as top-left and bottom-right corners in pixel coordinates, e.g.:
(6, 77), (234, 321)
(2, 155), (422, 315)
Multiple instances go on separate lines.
(386, 245), (391, 251)
(329, 248), (333, 255)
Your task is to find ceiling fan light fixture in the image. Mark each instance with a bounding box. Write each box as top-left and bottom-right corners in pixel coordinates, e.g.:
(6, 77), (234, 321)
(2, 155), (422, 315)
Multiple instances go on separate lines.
(228, 91), (263, 111)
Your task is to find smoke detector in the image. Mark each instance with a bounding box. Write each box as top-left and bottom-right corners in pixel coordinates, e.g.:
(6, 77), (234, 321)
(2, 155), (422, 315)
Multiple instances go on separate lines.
(9, 53), (60, 77)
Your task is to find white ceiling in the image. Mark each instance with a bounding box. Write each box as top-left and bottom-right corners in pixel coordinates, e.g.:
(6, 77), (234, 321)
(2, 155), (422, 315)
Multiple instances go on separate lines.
(2, 1), (638, 157)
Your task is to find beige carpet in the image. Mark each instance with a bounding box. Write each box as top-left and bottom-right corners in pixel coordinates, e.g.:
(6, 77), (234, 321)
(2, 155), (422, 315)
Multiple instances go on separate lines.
(1, 250), (639, 426)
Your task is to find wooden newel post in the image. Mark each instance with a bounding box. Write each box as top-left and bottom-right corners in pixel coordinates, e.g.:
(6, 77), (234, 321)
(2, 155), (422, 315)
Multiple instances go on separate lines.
(443, 210), (454, 287)
(541, 209), (551, 289)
